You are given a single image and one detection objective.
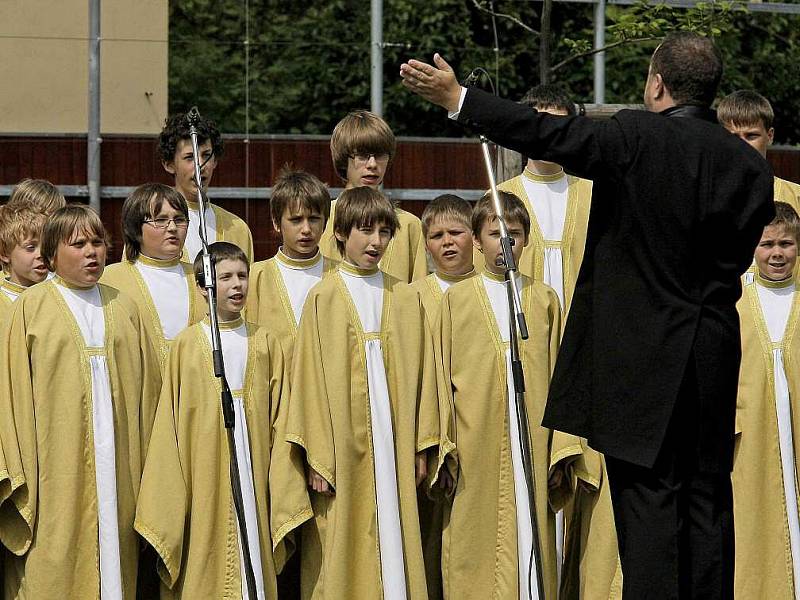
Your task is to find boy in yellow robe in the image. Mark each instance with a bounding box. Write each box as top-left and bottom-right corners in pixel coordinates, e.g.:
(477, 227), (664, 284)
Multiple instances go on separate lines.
(135, 242), (311, 599)
(718, 90), (800, 214)
(102, 183), (205, 359)
(0, 204), (161, 598)
(0, 206), (49, 307)
(733, 202), (800, 599)
(281, 186), (437, 599)
(158, 113), (254, 262)
(246, 168), (335, 358)
(409, 193), (475, 600)
(493, 85), (620, 600)
(433, 191), (568, 600)
(320, 110), (427, 283)
(493, 85), (592, 316)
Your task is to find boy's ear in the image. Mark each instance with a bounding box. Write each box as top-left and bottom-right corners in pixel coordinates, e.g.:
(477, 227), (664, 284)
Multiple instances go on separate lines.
(767, 127), (775, 146)
(334, 231), (347, 243)
(472, 234), (483, 253)
(0, 253), (9, 265)
(162, 160), (176, 176)
(272, 218), (281, 234)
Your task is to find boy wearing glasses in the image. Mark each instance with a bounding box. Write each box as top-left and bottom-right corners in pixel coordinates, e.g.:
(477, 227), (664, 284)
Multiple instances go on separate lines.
(102, 183), (205, 359)
(320, 110), (428, 283)
(158, 113), (254, 262)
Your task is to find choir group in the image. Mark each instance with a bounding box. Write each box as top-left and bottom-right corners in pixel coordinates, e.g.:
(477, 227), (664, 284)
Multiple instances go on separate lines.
(0, 85), (797, 600)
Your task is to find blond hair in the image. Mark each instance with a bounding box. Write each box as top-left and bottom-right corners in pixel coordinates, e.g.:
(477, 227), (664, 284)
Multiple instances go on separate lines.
(7, 179), (66, 215)
(41, 204), (107, 270)
(717, 90), (774, 131)
(421, 194), (472, 237)
(0, 206), (47, 271)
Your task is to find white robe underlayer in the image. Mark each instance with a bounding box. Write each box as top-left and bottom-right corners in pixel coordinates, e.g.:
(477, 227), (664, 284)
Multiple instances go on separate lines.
(757, 280), (800, 599)
(340, 268), (408, 600)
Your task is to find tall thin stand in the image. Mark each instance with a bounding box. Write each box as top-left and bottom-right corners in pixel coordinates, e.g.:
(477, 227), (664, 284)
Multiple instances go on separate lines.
(187, 107), (258, 600)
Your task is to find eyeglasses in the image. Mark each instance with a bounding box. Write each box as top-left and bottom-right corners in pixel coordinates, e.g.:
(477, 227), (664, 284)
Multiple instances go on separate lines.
(349, 152), (390, 165)
(144, 217), (189, 230)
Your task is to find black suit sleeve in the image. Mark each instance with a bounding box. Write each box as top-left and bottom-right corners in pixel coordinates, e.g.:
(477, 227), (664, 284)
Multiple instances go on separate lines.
(458, 87), (633, 182)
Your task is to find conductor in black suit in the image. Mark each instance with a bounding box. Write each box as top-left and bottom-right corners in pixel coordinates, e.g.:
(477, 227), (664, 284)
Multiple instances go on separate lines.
(401, 32), (774, 599)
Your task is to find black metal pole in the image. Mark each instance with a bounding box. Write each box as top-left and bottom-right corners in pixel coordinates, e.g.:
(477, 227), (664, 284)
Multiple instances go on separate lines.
(186, 107), (258, 600)
(480, 135), (544, 599)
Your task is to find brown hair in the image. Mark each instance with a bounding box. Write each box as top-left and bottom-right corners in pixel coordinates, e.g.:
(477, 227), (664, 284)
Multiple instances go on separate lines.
(421, 194), (473, 237)
(471, 191), (531, 241)
(270, 167), (331, 229)
(769, 201), (800, 242)
(650, 32), (722, 107)
(6, 179), (66, 215)
(122, 183), (189, 261)
(0, 206), (47, 270)
(330, 110), (396, 181)
(333, 187), (399, 257)
(193, 241), (249, 287)
(41, 204), (107, 270)
(717, 90), (774, 131)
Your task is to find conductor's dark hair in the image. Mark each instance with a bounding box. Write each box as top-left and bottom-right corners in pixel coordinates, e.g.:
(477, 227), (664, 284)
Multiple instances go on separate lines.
(520, 84), (576, 116)
(158, 112), (224, 164)
(193, 241), (249, 287)
(650, 32), (722, 107)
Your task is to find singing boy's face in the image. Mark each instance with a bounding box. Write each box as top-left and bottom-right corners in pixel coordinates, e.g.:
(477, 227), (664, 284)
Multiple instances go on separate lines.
(426, 217), (473, 276)
(274, 205), (324, 260)
(345, 153), (389, 189)
(755, 223), (797, 281)
(163, 139), (218, 202)
(722, 120), (774, 158)
(474, 216), (528, 275)
(203, 258), (249, 322)
(337, 222), (392, 269)
(1, 237), (48, 287)
(54, 229), (107, 288)
(141, 197), (188, 261)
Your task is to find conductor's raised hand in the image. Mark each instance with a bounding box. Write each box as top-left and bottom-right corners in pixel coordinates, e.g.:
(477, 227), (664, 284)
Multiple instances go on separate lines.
(400, 53), (462, 114)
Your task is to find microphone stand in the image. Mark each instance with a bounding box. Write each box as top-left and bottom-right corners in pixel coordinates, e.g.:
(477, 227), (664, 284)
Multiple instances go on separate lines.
(480, 137), (545, 600)
(187, 107), (258, 600)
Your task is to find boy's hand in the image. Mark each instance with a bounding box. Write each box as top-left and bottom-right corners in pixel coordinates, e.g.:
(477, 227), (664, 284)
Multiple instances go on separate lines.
(307, 467), (333, 496)
(415, 452), (428, 487)
(400, 54), (462, 113)
(548, 468), (564, 491)
(438, 469), (456, 495)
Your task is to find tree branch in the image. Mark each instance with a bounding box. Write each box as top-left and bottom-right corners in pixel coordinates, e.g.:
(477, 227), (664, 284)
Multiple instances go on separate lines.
(471, 0), (539, 36)
(550, 36), (659, 73)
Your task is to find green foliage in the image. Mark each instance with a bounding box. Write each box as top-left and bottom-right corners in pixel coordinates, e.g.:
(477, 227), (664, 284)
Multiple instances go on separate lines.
(168, 0), (800, 144)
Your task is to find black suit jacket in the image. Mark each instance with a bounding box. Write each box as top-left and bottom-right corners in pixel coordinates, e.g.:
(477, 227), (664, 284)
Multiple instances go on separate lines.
(459, 88), (775, 470)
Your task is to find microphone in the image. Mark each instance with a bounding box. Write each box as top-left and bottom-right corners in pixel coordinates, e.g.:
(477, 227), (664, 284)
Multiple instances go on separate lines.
(463, 69), (481, 87)
(186, 106), (201, 126)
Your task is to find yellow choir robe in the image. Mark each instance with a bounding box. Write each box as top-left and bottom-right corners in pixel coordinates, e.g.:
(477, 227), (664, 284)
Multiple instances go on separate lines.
(181, 200), (255, 263)
(245, 250), (336, 359)
(775, 176), (800, 213)
(134, 319), (311, 599)
(0, 278), (27, 310)
(433, 272), (568, 600)
(279, 263), (437, 599)
(0, 280), (161, 598)
(320, 199), (428, 283)
(409, 270), (476, 600)
(492, 170), (591, 315)
(101, 256), (205, 360)
(733, 276), (800, 599)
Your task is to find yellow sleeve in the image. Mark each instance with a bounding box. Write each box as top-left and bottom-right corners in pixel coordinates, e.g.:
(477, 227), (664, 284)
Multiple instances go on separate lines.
(134, 340), (189, 589)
